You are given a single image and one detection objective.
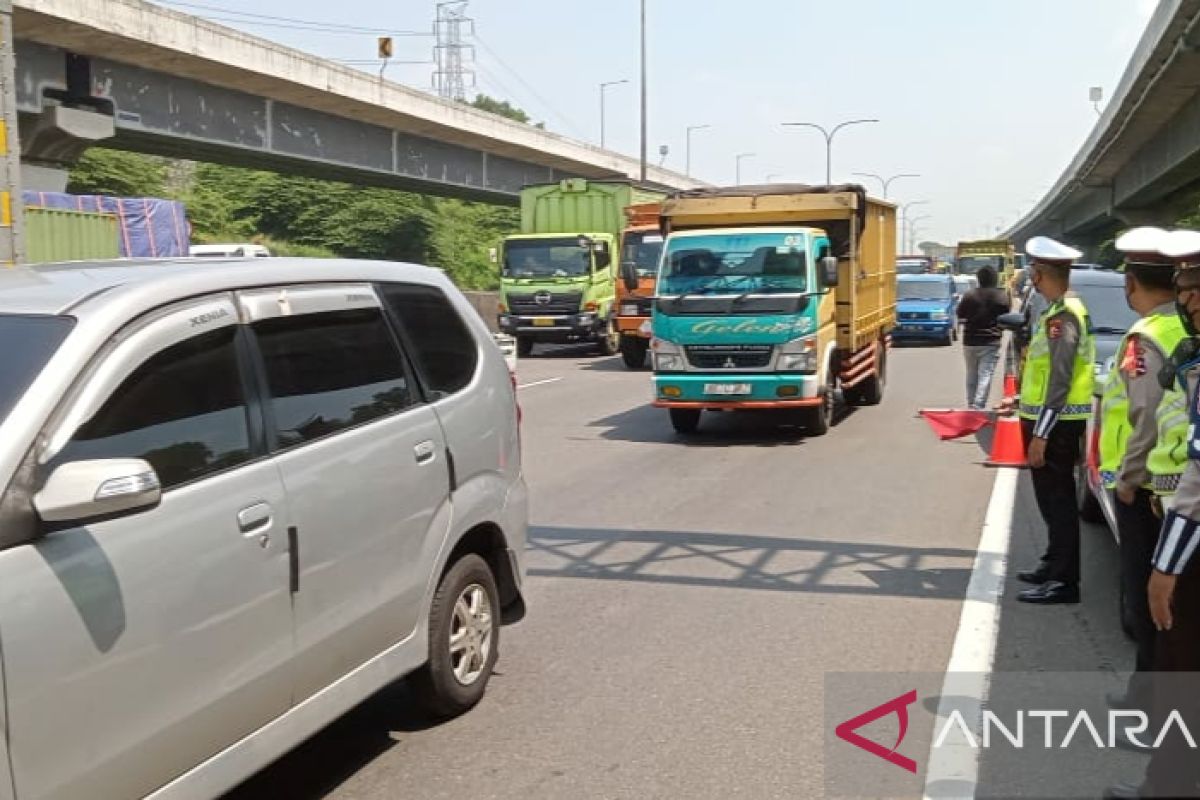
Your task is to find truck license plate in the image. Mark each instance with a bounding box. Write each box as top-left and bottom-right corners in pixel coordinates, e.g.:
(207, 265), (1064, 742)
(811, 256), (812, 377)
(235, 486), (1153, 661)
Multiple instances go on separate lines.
(531, 317), (555, 327)
(704, 383), (752, 396)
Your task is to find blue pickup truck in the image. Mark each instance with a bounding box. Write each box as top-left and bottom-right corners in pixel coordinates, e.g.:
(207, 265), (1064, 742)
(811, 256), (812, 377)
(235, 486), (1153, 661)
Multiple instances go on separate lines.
(893, 274), (957, 346)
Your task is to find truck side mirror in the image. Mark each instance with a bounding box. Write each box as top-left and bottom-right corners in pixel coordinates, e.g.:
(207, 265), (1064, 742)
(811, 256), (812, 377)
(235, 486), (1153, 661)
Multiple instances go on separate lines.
(621, 261), (639, 292)
(997, 312), (1026, 331)
(593, 242), (612, 270)
(820, 256), (839, 288)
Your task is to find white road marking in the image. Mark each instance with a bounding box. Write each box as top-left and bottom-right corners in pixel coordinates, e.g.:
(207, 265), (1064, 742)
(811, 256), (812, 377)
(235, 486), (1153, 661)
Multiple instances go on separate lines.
(517, 377), (563, 390)
(922, 466), (1019, 799)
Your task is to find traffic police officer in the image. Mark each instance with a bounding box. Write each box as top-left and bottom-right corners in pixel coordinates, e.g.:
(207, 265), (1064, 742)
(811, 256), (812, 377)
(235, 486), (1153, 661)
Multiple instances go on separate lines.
(1106, 229), (1200, 800)
(1098, 227), (1186, 714)
(1014, 236), (1095, 604)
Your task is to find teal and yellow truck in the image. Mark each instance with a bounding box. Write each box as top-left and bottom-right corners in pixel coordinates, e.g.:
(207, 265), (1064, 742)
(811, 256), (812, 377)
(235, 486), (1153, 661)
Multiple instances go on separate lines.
(497, 179), (666, 357)
(650, 185), (896, 435)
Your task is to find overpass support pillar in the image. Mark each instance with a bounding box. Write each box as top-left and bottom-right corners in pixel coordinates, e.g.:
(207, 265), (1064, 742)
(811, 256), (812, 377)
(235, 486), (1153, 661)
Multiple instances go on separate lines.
(19, 104), (114, 192)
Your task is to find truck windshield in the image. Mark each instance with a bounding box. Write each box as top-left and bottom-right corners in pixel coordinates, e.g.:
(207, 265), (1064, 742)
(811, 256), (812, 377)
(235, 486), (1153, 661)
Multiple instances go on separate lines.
(957, 255), (1004, 274)
(504, 238), (591, 278)
(897, 280), (952, 301)
(659, 232), (809, 296)
(622, 231), (664, 277)
(0, 314), (74, 430)
(897, 259), (931, 274)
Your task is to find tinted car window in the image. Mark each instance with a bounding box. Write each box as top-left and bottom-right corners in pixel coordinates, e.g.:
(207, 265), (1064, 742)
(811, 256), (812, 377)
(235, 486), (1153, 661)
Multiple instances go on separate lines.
(254, 308), (414, 449)
(1074, 281), (1139, 334)
(0, 315), (74, 430)
(381, 284), (478, 397)
(56, 327), (251, 490)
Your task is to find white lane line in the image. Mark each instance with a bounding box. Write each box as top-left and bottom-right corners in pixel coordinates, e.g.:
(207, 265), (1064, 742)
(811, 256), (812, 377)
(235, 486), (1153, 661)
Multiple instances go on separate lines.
(517, 377), (563, 390)
(922, 466), (1019, 799)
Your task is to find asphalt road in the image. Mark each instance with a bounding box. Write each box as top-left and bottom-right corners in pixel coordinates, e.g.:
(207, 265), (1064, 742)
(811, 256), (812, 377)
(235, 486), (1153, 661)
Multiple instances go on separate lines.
(226, 340), (1128, 800)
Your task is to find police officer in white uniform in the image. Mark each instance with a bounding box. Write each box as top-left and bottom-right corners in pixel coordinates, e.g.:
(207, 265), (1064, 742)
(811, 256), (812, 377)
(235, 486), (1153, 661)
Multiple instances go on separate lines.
(1101, 227), (1186, 718)
(1013, 236), (1096, 604)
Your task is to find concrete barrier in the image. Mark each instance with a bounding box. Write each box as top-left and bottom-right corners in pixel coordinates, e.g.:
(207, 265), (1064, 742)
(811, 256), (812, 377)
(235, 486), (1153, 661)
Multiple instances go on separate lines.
(462, 291), (500, 332)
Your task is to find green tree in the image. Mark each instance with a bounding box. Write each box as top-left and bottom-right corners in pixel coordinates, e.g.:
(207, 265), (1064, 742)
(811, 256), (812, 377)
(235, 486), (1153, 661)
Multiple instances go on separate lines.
(67, 149), (168, 197)
(467, 93), (544, 129)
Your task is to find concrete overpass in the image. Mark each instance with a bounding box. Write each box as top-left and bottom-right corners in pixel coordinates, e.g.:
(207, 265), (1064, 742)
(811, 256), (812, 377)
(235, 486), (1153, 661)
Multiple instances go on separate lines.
(1007, 0), (1200, 249)
(10, 0), (703, 199)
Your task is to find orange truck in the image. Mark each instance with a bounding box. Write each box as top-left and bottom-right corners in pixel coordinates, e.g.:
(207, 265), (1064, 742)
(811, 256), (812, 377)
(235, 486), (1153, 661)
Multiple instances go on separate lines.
(615, 203), (665, 368)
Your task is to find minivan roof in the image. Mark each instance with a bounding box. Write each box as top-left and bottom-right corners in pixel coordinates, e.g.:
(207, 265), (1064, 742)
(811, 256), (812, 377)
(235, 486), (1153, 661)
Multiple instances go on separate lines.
(0, 258), (446, 317)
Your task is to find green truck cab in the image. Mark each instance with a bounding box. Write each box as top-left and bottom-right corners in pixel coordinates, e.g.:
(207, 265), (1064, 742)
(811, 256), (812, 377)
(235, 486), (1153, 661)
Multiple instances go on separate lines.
(497, 179), (665, 357)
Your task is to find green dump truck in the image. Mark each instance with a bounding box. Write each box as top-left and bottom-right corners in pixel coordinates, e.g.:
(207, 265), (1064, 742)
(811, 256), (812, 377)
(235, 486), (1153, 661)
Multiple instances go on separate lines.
(497, 179), (666, 357)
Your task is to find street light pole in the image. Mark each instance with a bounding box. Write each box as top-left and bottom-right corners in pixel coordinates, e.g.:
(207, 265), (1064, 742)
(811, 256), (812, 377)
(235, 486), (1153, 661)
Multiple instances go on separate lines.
(851, 172), (919, 200)
(735, 152), (755, 185)
(685, 124), (710, 177)
(782, 118), (879, 185)
(599, 79), (628, 149)
(907, 214), (931, 255)
(899, 200), (929, 254)
(639, 0), (647, 182)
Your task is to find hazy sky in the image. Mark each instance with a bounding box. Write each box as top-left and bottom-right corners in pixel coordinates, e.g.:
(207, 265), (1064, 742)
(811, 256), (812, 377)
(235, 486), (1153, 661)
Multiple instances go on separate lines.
(156, 0), (1159, 245)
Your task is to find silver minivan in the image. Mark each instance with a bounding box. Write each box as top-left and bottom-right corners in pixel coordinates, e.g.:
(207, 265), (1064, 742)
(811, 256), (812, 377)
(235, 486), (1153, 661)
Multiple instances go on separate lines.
(0, 258), (527, 800)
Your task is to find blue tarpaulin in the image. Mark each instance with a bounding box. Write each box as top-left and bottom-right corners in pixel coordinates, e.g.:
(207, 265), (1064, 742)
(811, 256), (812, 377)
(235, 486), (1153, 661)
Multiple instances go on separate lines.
(22, 191), (190, 258)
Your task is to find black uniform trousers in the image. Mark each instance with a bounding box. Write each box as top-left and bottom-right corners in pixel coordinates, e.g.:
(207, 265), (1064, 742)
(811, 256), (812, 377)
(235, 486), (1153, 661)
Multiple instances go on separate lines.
(1116, 488), (1162, 703)
(1021, 419), (1084, 586)
(1143, 554), (1200, 798)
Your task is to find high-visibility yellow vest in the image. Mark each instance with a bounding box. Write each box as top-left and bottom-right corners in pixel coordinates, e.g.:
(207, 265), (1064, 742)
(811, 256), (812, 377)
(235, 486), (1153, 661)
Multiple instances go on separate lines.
(1149, 384), (1188, 497)
(1098, 313), (1187, 489)
(1018, 296), (1095, 421)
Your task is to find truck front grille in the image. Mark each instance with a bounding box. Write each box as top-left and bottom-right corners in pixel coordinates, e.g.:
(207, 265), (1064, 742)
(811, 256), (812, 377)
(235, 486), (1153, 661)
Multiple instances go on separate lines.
(507, 291), (584, 315)
(685, 345), (773, 369)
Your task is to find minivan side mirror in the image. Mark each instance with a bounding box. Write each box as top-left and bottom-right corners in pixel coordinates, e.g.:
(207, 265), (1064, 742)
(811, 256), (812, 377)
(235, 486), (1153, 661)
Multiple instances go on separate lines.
(621, 261), (640, 292)
(997, 312), (1026, 331)
(35, 459), (162, 524)
(820, 256), (839, 288)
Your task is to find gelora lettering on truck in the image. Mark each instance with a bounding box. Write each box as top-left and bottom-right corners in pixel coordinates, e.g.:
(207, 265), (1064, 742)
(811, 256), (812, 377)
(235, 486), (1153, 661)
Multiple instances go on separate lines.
(650, 185), (897, 435)
(496, 179), (666, 359)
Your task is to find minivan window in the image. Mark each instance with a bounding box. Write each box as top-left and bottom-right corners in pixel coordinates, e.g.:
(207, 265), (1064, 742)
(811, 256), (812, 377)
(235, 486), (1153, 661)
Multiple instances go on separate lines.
(380, 284), (478, 397)
(253, 308), (415, 449)
(0, 314), (74, 430)
(54, 327), (252, 489)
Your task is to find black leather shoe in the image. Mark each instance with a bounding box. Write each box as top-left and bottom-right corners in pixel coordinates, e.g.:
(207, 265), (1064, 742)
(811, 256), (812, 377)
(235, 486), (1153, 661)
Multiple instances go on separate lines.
(1017, 564), (1051, 584)
(1102, 780), (1144, 799)
(1017, 580), (1080, 604)
(1112, 728), (1156, 754)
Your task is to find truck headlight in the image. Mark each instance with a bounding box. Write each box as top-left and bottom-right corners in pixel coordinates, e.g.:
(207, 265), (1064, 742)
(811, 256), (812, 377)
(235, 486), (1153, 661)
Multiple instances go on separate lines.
(653, 338), (685, 371)
(620, 303), (640, 316)
(778, 336), (818, 373)
(930, 311), (949, 320)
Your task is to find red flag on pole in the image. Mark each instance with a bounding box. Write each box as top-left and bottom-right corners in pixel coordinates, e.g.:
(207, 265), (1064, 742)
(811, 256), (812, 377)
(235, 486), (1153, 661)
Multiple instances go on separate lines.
(918, 409), (993, 441)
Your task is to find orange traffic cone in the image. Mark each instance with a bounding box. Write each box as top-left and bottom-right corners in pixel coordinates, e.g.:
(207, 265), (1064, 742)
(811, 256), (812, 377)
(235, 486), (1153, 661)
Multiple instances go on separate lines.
(986, 414), (1028, 467)
(1003, 373), (1019, 398)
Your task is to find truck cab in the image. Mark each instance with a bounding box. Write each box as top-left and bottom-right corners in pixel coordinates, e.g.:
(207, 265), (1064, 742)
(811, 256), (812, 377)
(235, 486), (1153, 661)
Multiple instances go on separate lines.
(497, 233), (618, 357)
(616, 203), (665, 369)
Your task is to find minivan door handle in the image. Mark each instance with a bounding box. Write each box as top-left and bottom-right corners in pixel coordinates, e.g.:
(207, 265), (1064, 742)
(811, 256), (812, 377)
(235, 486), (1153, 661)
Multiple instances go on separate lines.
(237, 502), (273, 534)
(414, 440), (437, 465)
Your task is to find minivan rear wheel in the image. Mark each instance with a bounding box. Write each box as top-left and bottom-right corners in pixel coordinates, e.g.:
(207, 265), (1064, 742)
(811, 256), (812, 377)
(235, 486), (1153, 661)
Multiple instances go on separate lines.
(411, 553), (500, 718)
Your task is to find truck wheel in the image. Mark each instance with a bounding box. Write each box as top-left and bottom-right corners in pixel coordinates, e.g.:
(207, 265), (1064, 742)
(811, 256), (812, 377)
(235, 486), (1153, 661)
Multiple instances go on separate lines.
(410, 553), (500, 719)
(669, 408), (701, 434)
(620, 337), (649, 369)
(517, 337), (534, 358)
(805, 367), (836, 436)
(846, 343), (886, 406)
(597, 318), (620, 357)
